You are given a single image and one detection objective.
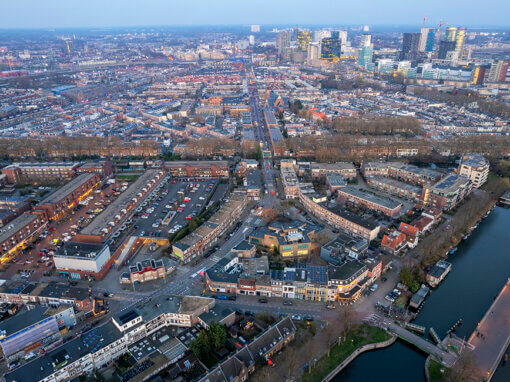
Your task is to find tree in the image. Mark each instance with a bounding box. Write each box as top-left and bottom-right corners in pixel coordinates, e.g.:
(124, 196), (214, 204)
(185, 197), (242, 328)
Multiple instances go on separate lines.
(340, 304), (356, 342)
(447, 350), (483, 382)
(190, 330), (211, 359)
(399, 267), (420, 292)
(209, 322), (227, 350)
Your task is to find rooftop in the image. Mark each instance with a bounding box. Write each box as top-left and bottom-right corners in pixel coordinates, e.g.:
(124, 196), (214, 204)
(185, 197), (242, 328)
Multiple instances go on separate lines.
(54, 242), (108, 260)
(339, 186), (402, 210)
(0, 213), (41, 244)
(80, 169), (162, 237)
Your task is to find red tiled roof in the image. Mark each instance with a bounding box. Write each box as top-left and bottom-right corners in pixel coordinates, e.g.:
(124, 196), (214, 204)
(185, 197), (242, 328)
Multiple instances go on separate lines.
(398, 223), (419, 237)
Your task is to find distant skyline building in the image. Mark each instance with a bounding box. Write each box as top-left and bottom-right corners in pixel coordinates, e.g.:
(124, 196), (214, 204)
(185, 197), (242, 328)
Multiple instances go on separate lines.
(419, 27), (436, 52)
(249, 35), (255, 45)
(445, 26), (467, 58)
(338, 30), (348, 46)
(400, 32), (421, 60)
(297, 30), (312, 52)
(313, 29), (331, 42)
(251, 25), (260, 33)
(276, 30), (291, 55)
(307, 41), (321, 62)
(487, 59), (509, 83)
(438, 40), (457, 60)
(471, 64), (489, 85)
(358, 45), (373, 69)
(361, 25), (371, 47)
(321, 36), (341, 61)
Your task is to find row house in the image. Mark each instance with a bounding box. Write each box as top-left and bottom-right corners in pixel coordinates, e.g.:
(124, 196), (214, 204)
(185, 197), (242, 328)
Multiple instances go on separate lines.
(172, 194), (247, 263)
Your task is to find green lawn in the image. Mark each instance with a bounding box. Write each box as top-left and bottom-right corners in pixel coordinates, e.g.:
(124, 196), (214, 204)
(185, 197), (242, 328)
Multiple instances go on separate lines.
(428, 359), (451, 382)
(301, 325), (392, 382)
(116, 174), (140, 182)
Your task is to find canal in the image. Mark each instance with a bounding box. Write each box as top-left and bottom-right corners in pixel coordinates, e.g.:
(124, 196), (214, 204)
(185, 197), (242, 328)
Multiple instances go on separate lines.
(335, 206), (510, 382)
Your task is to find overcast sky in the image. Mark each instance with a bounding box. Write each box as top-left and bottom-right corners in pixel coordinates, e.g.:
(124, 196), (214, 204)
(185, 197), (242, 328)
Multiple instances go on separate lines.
(1, 0), (509, 29)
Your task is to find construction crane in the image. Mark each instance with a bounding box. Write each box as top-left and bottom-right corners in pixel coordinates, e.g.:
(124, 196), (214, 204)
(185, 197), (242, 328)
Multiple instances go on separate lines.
(435, 20), (446, 48)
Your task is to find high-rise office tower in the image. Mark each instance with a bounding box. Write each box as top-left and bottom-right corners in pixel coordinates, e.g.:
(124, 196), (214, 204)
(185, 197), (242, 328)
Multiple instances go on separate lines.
(419, 28), (436, 52)
(445, 27), (467, 58)
(337, 30), (348, 46)
(400, 32), (421, 60)
(249, 35), (255, 45)
(438, 40), (457, 60)
(313, 29), (331, 42)
(321, 37), (341, 61)
(297, 31), (312, 52)
(358, 45), (373, 69)
(276, 30), (291, 55)
(307, 42), (321, 62)
(292, 25), (299, 41)
(251, 25), (260, 33)
(361, 25), (371, 47)
(488, 59), (509, 83)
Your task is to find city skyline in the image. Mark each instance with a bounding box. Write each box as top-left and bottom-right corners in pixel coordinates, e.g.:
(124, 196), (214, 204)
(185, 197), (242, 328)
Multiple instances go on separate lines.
(2, 0), (510, 29)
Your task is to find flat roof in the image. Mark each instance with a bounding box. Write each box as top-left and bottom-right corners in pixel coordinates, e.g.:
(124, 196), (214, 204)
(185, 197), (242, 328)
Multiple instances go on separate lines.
(311, 162), (356, 172)
(339, 186), (402, 210)
(164, 160), (228, 168)
(328, 260), (366, 282)
(80, 169), (162, 237)
(38, 173), (97, 206)
(54, 242), (107, 260)
(3, 162), (78, 170)
(431, 173), (470, 194)
(0, 306), (52, 337)
(4, 320), (122, 382)
(177, 194), (245, 249)
(0, 213), (41, 244)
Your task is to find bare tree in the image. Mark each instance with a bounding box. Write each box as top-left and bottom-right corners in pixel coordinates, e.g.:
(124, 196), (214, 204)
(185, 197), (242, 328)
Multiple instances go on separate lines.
(446, 350), (483, 382)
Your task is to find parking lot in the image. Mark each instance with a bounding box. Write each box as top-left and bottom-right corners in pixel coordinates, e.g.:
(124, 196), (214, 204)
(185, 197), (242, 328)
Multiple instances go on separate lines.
(130, 178), (221, 239)
(0, 181), (119, 282)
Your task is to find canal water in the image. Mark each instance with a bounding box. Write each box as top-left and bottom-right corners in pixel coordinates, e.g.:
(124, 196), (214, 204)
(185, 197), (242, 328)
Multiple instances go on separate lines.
(335, 206), (510, 382)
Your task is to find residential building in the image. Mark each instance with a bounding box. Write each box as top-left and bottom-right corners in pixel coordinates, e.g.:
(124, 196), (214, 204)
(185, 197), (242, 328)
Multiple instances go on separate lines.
(120, 258), (175, 284)
(423, 173), (472, 211)
(458, 154), (489, 188)
(35, 173), (100, 221)
(281, 162), (300, 199)
(381, 231), (407, 255)
(164, 161), (229, 179)
(365, 176), (422, 202)
(320, 233), (368, 264)
(0, 213), (47, 258)
(487, 59), (509, 83)
(1, 162), (79, 185)
(0, 305), (76, 363)
(299, 192), (380, 241)
(426, 260), (452, 288)
(172, 194), (247, 263)
(310, 162), (356, 179)
(248, 221), (320, 258)
(4, 295), (215, 382)
(398, 222), (419, 248)
(337, 187), (402, 218)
